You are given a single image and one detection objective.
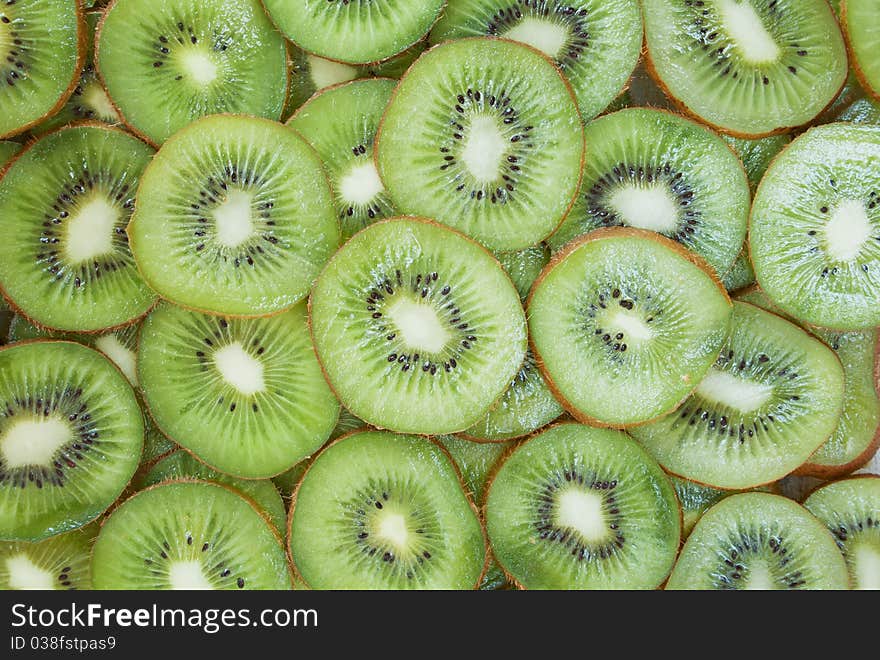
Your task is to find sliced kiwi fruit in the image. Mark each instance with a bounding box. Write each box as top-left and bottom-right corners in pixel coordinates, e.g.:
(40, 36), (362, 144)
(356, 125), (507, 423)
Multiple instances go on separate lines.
(271, 460), (310, 502)
(723, 133), (792, 194)
(750, 123), (880, 330)
(546, 108), (749, 276)
(837, 95), (880, 124)
(804, 476), (880, 590)
(128, 114), (339, 317)
(142, 451), (286, 536)
(139, 301), (339, 479)
(310, 217), (527, 435)
(0, 125), (157, 332)
(141, 420), (175, 466)
(0, 522), (96, 589)
(92, 481), (291, 589)
(530, 228), (732, 427)
(642, 0), (847, 137)
(97, 0), (287, 145)
(0, 341), (143, 541)
(722, 251), (756, 293)
(667, 492), (850, 589)
(495, 244), (549, 301)
(288, 78), (397, 241)
(631, 301), (845, 490)
(486, 423), (680, 589)
(376, 37), (585, 251)
(0, 140), (21, 169)
(672, 476), (735, 539)
(843, 0), (880, 102)
(0, 0), (84, 138)
(262, 0), (444, 65)
(289, 431), (486, 589)
(429, 0), (642, 122)
(285, 48), (361, 119)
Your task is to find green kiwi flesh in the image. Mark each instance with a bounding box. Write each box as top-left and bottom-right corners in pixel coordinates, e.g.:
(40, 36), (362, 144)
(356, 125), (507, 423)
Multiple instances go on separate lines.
(804, 476), (880, 589)
(429, 0), (643, 122)
(376, 38), (585, 251)
(631, 301), (845, 490)
(310, 217), (527, 435)
(546, 108), (750, 276)
(843, 0), (880, 101)
(667, 492), (850, 589)
(0, 522), (96, 589)
(138, 301), (339, 479)
(91, 481), (291, 589)
(289, 431), (486, 589)
(288, 78), (397, 241)
(722, 250), (756, 293)
(97, 0), (287, 145)
(485, 423), (681, 589)
(529, 228), (732, 427)
(0, 125), (157, 332)
(128, 114), (339, 317)
(0, 341), (143, 541)
(642, 0), (847, 137)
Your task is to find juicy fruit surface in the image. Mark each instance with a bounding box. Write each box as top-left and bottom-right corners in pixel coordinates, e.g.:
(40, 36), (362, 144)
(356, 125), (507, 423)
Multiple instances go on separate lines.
(844, 0), (880, 100)
(92, 481), (290, 589)
(0, 126), (157, 332)
(429, 0), (643, 122)
(289, 431), (486, 589)
(529, 229), (732, 426)
(0, 523), (95, 590)
(0, 0), (81, 138)
(632, 302), (845, 489)
(262, 0), (444, 65)
(128, 114), (339, 317)
(642, 0), (847, 136)
(310, 218), (527, 435)
(667, 492), (850, 590)
(750, 124), (880, 330)
(804, 477), (880, 590)
(138, 302), (339, 479)
(97, 0), (287, 145)
(485, 423), (680, 589)
(547, 108), (750, 275)
(0, 342), (143, 541)
(376, 38), (585, 251)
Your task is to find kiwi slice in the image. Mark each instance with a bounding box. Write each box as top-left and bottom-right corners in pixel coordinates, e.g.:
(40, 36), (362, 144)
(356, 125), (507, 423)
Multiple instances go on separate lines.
(311, 217), (526, 435)
(750, 123), (880, 330)
(0, 140), (21, 169)
(530, 228), (732, 427)
(486, 423), (680, 589)
(285, 48), (361, 119)
(141, 420), (175, 466)
(631, 301), (845, 490)
(97, 0), (287, 145)
(289, 431), (486, 589)
(495, 244), (549, 301)
(271, 460), (310, 502)
(723, 133), (792, 193)
(546, 108), (749, 276)
(262, 0), (444, 65)
(376, 38), (584, 251)
(722, 251), (756, 293)
(0, 0), (84, 138)
(843, 0), (880, 102)
(642, 0), (847, 137)
(92, 481), (291, 589)
(0, 341), (143, 541)
(128, 114), (339, 317)
(0, 125), (157, 332)
(0, 522), (96, 589)
(429, 0), (642, 122)
(288, 79), (397, 241)
(142, 451), (286, 536)
(837, 95), (880, 124)
(804, 476), (880, 590)
(667, 492), (849, 589)
(139, 301), (339, 479)
(672, 476), (734, 539)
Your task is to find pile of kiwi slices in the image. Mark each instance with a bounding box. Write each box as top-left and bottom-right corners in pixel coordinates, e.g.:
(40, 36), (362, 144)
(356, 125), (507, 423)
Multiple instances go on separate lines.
(1, 0), (878, 592)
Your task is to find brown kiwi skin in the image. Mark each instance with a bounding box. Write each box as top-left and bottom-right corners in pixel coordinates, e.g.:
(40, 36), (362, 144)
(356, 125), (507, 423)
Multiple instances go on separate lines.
(0, 121), (160, 336)
(94, 478), (294, 589)
(306, 215), (525, 436)
(639, 4), (848, 139)
(841, 1), (880, 104)
(526, 226), (732, 430)
(95, 1), (292, 149)
(125, 113), (336, 320)
(0, 2), (88, 140)
(481, 421), (683, 590)
(286, 429), (489, 590)
(373, 37), (586, 247)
